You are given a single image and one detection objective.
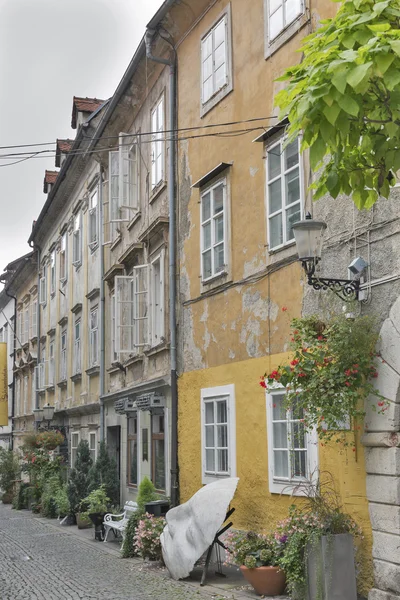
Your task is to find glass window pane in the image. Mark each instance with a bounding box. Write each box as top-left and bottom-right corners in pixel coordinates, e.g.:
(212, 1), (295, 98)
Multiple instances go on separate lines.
(274, 450), (289, 477)
(205, 402), (214, 424)
(272, 395), (286, 420)
(202, 192), (211, 221)
(214, 215), (224, 243)
(217, 448), (228, 472)
(285, 167), (300, 205)
(268, 147), (281, 180)
(202, 32), (212, 58)
(205, 425), (214, 447)
(203, 251), (212, 279)
(203, 222), (211, 250)
(285, 139), (299, 170)
(154, 439), (165, 490)
(292, 422), (306, 449)
(203, 77), (213, 103)
(292, 450), (307, 478)
(206, 448), (215, 471)
(270, 0), (282, 14)
(214, 41), (226, 70)
(213, 184), (224, 214)
(269, 213), (283, 249)
(285, 0), (302, 26)
(215, 64), (226, 91)
(273, 422), (288, 448)
(291, 396), (304, 420)
(214, 243), (225, 272)
(270, 6), (283, 39)
(217, 424), (227, 447)
(286, 203), (301, 241)
(216, 400), (227, 423)
(268, 179), (282, 214)
(130, 440), (138, 485)
(214, 19), (225, 48)
(203, 56), (213, 81)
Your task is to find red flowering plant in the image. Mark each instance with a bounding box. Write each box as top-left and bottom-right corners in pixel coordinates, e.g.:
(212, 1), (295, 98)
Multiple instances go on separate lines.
(260, 314), (388, 445)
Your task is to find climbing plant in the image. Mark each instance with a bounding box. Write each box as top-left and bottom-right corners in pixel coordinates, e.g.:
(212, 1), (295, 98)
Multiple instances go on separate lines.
(275, 0), (400, 208)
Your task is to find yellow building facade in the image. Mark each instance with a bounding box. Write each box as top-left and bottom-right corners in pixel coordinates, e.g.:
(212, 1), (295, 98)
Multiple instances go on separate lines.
(161, 0), (374, 594)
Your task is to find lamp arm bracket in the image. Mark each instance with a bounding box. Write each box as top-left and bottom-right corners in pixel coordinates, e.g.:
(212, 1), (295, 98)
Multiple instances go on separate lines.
(307, 276), (360, 301)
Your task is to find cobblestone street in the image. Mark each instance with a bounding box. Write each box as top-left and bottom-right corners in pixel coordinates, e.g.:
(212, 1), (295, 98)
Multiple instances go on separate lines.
(0, 503), (229, 600)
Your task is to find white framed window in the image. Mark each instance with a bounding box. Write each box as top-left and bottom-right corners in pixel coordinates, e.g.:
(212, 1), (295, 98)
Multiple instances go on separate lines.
(17, 310), (23, 348)
(115, 267), (150, 354)
(267, 0), (303, 42)
(119, 133), (139, 214)
(201, 179), (226, 281)
(15, 377), (21, 416)
(30, 300), (37, 339)
(23, 305), (29, 345)
(151, 96), (164, 189)
(150, 251), (165, 347)
(50, 250), (56, 295)
(111, 294), (117, 363)
(88, 189), (99, 248)
(266, 387), (318, 495)
(35, 348), (45, 392)
(89, 307), (99, 367)
(201, 384), (236, 484)
(72, 213), (82, 267)
(89, 431), (97, 463)
(48, 339), (55, 387)
(39, 267), (47, 306)
(266, 136), (302, 251)
(71, 432), (80, 468)
(60, 329), (67, 381)
(59, 232), (67, 282)
(74, 318), (81, 375)
(23, 374), (28, 414)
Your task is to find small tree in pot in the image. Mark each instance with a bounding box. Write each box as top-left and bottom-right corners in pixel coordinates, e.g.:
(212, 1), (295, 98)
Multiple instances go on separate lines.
(67, 440), (92, 528)
(88, 441), (119, 507)
(80, 485), (111, 540)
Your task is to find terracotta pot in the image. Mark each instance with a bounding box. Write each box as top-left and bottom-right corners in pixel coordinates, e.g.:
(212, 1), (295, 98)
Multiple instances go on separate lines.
(76, 512), (93, 529)
(240, 565), (286, 596)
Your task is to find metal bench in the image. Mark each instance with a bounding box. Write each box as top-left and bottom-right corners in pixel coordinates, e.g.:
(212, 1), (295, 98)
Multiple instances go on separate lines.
(103, 500), (138, 542)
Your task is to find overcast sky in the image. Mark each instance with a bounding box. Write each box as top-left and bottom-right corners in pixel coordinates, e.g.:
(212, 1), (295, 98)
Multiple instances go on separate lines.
(0, 0), (162, 273)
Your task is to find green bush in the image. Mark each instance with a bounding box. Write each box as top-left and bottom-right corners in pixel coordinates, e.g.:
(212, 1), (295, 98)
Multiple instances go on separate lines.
(136, 476), (157, 513)
(0, 448), (20, 501)
(67, 441), (92, 514)
(121, 511), (142, 558)
(88, 442), (119, 507)
(41, 475), (63, 518)
(54, 485), (70, 518)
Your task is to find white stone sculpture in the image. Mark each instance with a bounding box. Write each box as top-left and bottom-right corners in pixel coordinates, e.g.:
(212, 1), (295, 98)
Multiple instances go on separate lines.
(161, 477), (239, 580)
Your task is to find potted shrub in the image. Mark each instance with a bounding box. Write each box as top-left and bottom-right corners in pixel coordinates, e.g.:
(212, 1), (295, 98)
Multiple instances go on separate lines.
(225, 530), (286, 596)
(121, 476), (157, 559)
(80, 485), (111, 541)
(88, 442), (120, 507)
(67, 440), (92, 528)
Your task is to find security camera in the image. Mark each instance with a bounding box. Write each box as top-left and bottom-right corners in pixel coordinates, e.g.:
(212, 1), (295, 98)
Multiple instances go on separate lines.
(348, 256), (368, 276)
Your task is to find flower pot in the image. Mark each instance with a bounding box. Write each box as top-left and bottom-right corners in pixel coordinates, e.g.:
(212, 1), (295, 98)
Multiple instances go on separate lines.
(88, 512), (106, 541)
(240, 565), (286, 596)
(76, 512), (93, 529)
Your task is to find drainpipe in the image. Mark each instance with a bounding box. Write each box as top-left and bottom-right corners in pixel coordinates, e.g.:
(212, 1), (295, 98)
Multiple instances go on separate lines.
(145, 28), (179, 506)
(29, 243), (41, 413)
(99, 166), (105, 442)
(4, 286), (16, 450)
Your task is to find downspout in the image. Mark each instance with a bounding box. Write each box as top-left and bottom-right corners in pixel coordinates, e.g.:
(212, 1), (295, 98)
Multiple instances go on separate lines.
(4, 286), (16, 450)
(29, 244), (41, 414)
(99, 166), (105, 442)
(145, 28), (179, 506)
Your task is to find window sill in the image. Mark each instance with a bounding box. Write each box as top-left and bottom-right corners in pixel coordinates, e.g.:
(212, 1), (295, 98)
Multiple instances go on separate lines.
(200, 82), (233, 118)
(145, 342), (169, 357)
(110, 235), (122, 252)
(268, 240), (296, 255)
(57, 379), (67, 388)
(29, 336), (38, 344)
(265, 13), (310, 60)
(201, 270), (232, 294)
(72, 262), (82, 271)
(89, 242), (99, 254)
(127, 212), (141, 231)
(86, 365), (100, 377)
(202, 473), (231, 485)
(50, 292), (56, 300)
(107, 365), (123, 375)
(150, 181), (167, 204)
(70, 373), (82, 383)
(22, 342), (29, 352)
(46, 385), (55, 392)
(124, 355), (144, 368)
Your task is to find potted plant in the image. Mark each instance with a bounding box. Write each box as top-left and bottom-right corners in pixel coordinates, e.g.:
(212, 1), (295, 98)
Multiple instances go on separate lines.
(225, 530), (287, 596)
(80, 485), (111, 541)
(276, 474), (362, 600)
(67, 440), (93, 528)
(88, 441), (120, 507)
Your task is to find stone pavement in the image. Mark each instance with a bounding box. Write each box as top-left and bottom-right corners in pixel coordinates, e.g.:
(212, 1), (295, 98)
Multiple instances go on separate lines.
(0, 503), (290, 600)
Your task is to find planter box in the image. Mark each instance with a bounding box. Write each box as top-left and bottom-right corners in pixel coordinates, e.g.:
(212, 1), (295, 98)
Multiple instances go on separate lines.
(306, 533), (357, 600)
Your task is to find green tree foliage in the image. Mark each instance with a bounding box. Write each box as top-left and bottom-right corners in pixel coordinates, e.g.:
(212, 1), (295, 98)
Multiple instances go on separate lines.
(67, 440), (92, 513)
(88, 442), (120, 507)
(136, 475), (158, 513)
(275, 0), (400, 208)
(0, 448), (20, 501)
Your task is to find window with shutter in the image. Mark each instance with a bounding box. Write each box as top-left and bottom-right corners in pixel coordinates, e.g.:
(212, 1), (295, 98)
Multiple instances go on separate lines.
(60, 232), (67, 281)
(48, 340), (55, 386)
(151, 98), (164, 189)
(60, 330), (67, 381)
(72, 213), (82, 266)
(88, 189), (99, 248)
(150, 251), (165, 347)
(89, 307), (99, 366)
(23, 306), (29, 344)
(201, 179), (226, 280)
(50, 250), (56, 295)
(39, 268), (47, 305)
(30, 300), (37, 339)
(74, 319), (81, 374)
(119, 133), (139, 218)
(115, 267), (150, 355)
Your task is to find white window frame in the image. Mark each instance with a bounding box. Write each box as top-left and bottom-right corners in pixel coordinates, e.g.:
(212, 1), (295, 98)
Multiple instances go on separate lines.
(74, 318), (81, 375)
(200, 5), (233, 116)
(23, 373), (28, 415)
(23, 305), (29, 345)
(151, 96), (165, 190)
(200, 384), (236, 484)
(71, 432), (80, 468)
(50, 249), (56, 295)
(39, 267), (47, 305)
(115, 267), (150, 355)
(264, 0), (307, 59)
(111, 294), (117, 363)
(88, 188), (99, 249)
(15, 377), (21, 416)
(200, 178), (227, 282)
(89, 431), (97, 463)
(35, 348), (45, 392)
(48, 339), (55, 387)
(119, 133), (139, 214)
(265, 386), (318, 495)
(150, 251), (165, 347)
(60, 329), (67, 381)
(266, 136), (303, 251)
(89, 307), (99, 367)
(72, 213), (82, 267)
(59, 232), (67, 282)
(30, 299), (37, 340)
